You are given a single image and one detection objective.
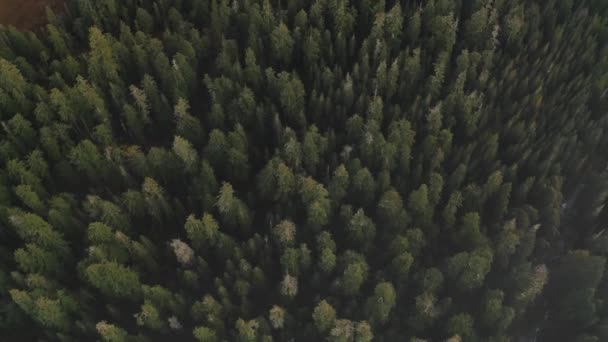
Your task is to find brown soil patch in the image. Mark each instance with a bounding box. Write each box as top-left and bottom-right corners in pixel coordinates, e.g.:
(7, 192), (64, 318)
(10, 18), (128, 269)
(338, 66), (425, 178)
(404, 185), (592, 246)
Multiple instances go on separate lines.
(0, 0), (64, 30)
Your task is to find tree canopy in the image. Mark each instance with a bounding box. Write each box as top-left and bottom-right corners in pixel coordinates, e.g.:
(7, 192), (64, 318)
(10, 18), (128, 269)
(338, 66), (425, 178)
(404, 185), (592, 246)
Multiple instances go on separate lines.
(1, 0), (608, 341)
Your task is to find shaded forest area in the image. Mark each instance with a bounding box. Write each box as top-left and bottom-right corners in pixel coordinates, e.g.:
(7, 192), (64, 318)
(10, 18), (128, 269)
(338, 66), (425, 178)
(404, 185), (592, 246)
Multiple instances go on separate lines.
(0, 0), (64, 30)
(1, 0), (608, 341)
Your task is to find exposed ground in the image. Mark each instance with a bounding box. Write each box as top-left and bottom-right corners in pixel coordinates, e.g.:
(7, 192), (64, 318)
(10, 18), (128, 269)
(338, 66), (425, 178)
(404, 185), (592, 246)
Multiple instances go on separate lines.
(0, 0), (64, 30)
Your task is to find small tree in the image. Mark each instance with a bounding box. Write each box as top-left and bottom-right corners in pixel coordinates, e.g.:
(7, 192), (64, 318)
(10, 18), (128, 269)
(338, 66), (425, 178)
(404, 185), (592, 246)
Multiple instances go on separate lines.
(193, 326), (218, 342)
(269, 306), (286, 329)
(366, 282), (397, 325)
(313, 300), (336, 333)
(84, 261), (141, 298)
(96, 321), (130, 342)
(271, 23), (294, 64)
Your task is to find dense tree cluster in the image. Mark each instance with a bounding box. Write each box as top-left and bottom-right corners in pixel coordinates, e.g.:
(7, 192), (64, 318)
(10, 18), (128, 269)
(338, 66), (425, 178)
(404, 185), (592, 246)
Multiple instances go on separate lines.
(1, 0), (608, 341)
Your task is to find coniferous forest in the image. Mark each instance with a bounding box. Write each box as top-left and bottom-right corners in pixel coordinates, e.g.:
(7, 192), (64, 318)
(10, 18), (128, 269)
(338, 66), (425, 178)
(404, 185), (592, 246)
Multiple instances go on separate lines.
(2, 0), (608, 341)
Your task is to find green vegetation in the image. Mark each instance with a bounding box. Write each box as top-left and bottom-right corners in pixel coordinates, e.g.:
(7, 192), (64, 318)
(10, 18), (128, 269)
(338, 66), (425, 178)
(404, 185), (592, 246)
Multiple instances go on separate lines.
(1, 0), (608, 341)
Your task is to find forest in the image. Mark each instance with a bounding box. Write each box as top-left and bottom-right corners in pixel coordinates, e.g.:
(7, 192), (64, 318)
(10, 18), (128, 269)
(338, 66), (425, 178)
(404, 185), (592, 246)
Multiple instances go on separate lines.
(1, 0), (608, 341)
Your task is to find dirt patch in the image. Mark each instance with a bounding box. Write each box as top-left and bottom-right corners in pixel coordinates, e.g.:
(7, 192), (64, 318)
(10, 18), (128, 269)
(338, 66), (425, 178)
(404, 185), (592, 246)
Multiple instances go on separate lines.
(0, 0), (64, 30)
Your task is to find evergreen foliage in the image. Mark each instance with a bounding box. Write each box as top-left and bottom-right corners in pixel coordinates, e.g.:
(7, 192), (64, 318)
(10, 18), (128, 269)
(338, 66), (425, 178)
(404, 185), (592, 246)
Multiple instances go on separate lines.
(0, 0), (608, 341)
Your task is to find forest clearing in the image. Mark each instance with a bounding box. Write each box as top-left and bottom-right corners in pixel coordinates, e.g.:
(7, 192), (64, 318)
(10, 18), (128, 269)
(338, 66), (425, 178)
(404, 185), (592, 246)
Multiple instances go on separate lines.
(0, 0), (63, 30)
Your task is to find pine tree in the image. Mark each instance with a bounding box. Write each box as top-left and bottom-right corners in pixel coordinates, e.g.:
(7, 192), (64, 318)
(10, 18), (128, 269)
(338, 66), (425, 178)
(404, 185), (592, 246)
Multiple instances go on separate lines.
(366, 282), (397, 325)
(0, 0), (607, 340)
(313, 300), (336, 334)
(84, 261), (141, 299)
